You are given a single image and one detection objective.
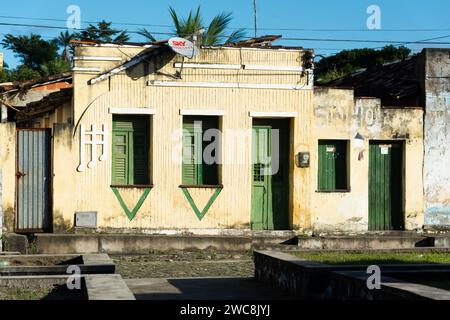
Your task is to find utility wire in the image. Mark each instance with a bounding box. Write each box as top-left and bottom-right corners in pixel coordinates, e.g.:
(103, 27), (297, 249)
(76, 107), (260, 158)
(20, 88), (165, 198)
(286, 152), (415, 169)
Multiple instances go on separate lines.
(1, 21), (450, 45)
(0, 14), (450, 33)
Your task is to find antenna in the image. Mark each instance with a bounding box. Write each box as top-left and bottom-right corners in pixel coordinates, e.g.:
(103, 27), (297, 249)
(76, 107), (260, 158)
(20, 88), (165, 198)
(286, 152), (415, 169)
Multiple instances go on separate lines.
(253, 0), (257, 38)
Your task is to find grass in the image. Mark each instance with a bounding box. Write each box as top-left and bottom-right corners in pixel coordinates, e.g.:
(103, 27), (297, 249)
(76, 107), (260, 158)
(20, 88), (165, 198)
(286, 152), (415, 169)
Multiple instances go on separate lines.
(292, 252), (450, 265)
(0, 287), (53, 300)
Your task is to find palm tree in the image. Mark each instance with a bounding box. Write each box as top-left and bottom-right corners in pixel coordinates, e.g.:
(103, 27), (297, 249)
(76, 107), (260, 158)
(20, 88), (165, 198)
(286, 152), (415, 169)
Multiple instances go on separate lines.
(139, 6), (245, 45)
(56, 31), (75, 62)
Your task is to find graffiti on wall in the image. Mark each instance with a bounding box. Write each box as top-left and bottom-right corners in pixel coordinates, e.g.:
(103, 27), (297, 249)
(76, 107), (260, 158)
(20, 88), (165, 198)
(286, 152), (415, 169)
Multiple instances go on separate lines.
(314, 103), (382, 128)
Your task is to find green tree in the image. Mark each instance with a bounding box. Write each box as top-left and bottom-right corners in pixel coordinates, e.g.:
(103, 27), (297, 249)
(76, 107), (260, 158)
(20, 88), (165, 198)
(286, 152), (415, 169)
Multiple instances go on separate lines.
(41, 58), (71, 77)
(1, 34), (59, 70)
(315, 45), (411, 84)
(8, 65), (42, 82)
(76, 20), (130, 43)
(139, 6), (245, 45)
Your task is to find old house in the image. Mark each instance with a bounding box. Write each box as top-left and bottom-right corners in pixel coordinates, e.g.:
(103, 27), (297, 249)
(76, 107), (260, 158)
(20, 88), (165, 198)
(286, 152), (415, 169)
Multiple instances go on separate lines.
(1, 36), (317, 234)
(313, 87), (423, 232)
(329, 48), (450, 230)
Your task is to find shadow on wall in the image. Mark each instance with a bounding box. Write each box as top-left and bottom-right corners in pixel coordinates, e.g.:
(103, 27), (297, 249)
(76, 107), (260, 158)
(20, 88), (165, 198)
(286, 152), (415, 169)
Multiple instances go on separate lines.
(53, 212), (73, 233)
(4, 207), (15, 232)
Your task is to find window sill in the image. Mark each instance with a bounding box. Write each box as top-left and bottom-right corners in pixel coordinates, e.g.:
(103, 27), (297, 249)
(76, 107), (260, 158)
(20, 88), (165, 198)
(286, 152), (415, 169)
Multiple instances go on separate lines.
(111, 184), (154, 189)
(316, 189), (351, 193)
(179, 184), (223, 189)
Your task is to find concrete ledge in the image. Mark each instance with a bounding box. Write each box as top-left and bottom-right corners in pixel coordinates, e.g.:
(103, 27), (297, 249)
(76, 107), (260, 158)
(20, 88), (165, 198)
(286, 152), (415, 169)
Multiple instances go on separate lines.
(3, 233), (28, 254)
(0, 254), (115, 276)
(35, 234), (100, 254)
(254, 250), (449, 300)
(297, 236), (433, 250)
(100, 235), (251, 253)
(34, 234), (254, 254)
(85, 274), (135, 300)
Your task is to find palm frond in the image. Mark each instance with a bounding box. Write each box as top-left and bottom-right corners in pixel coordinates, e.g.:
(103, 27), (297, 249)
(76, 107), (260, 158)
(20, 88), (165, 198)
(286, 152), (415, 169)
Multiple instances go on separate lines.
(224, 28), (246, 44)
(137, 28), (156, 42)
(204, 12), (233, 45)
(169, 6), (182, 35)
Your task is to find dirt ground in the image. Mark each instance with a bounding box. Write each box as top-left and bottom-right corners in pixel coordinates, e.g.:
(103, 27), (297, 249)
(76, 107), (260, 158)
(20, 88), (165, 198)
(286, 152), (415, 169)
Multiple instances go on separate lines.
(111, 250), (255, 279)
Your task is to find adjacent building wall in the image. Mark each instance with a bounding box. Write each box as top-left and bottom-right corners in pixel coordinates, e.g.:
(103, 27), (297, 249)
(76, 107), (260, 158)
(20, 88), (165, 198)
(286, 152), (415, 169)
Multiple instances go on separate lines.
(313, 88), (424, 232)
(423, 48), (450, 227)
(0, 122), (16, 232)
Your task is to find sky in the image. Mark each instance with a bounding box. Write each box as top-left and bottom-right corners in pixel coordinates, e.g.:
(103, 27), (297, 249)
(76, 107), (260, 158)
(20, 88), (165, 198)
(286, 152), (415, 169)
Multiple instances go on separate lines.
(1, 0), (450, 68)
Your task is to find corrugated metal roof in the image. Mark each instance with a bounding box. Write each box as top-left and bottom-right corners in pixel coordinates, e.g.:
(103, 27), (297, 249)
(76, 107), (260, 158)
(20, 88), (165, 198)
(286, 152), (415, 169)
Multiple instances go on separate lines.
(326, 56), (422, 108)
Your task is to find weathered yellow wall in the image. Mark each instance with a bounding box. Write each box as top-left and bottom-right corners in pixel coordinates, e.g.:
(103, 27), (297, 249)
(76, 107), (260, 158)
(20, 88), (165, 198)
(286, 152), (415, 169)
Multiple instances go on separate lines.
(312, 88), (424, 232)
(0, 122), (16, 231)
(52, 45), (313, 232)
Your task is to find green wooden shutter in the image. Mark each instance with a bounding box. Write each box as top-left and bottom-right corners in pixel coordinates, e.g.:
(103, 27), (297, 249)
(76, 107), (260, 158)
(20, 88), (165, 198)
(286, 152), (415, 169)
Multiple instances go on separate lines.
(318, 140), (347, 190)
(182, 122), (201, 185)
(112, 131), (129, 185)
(112, 115), (150, 185)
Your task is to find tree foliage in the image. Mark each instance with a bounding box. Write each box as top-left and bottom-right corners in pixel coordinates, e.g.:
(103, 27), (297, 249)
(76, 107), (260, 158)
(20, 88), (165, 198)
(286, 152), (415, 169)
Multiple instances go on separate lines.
(315, 45), (412, 84)
(139, 6), (245, 45)
(1, 34), (59, 69)
(1, 33), (72, 81)
(76, 20), (130, 44)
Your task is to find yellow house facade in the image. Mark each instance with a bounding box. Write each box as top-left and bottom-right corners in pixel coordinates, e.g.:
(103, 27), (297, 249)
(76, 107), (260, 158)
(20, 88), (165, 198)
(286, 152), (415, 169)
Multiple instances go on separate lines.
(49, 42), (315, 233)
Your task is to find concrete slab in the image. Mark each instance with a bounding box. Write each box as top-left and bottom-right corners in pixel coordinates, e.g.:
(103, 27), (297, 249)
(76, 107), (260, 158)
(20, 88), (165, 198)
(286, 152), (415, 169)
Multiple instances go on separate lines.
(126, 277), (291, 300)
(85, 274), (135, 300)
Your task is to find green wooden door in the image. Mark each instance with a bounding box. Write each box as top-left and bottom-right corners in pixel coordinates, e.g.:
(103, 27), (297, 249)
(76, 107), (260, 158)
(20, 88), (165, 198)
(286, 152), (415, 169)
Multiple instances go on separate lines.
(369, 141), (404, 230)
(251, 126), (272, 230)
(251, 121), (290, 230)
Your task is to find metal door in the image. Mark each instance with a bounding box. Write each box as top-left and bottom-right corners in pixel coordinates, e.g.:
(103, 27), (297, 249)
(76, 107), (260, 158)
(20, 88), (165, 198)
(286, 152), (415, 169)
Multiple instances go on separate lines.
(16, 129), (51, 232)
(369, 141), (403, 231)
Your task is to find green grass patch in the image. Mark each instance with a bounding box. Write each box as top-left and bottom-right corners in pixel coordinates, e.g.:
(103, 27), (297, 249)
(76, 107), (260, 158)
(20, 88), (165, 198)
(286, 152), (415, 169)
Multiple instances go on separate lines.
(292, 252), (450, 265)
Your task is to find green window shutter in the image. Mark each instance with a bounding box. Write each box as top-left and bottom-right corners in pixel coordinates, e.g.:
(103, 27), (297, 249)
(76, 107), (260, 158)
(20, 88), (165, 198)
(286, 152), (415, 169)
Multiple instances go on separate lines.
(112, 132), (129, 185)
(318, 140), (347, 191)
(112, 115), (150, 185)
(182, 122), (201, 185)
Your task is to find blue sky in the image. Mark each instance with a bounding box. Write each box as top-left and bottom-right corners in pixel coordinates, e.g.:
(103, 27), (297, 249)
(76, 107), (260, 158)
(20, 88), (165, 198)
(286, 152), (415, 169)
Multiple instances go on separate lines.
(1, 0), (450, 68)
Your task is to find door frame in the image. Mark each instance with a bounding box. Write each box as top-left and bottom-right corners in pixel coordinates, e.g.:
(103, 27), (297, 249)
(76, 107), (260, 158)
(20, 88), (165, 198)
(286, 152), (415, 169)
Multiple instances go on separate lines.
(368, 140), (405, 231)
(251, 118), (292, 230)
(15, 128), (53, 233)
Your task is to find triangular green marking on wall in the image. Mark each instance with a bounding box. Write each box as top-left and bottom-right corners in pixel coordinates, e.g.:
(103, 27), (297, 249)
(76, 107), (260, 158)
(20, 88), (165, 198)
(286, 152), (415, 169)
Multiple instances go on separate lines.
(111, 187), (152, 221)
(181, 187), (222, 221)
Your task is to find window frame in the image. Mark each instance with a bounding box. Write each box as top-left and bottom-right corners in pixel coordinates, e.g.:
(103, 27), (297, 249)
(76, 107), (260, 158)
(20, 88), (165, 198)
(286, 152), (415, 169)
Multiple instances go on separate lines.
(111, 114), (152, 187)
(317, 139), (350, 192)
(181, 115), (221, 187)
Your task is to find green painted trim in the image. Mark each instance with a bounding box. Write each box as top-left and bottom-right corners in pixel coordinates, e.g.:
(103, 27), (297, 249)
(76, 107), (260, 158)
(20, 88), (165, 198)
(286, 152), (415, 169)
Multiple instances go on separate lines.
(181, 187), (222, 221)
(111, 187), (152, 221)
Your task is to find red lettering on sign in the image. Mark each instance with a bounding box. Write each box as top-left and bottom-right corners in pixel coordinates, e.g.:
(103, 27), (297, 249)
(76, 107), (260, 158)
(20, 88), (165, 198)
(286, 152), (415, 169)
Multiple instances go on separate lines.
(173, 41), (186, 47)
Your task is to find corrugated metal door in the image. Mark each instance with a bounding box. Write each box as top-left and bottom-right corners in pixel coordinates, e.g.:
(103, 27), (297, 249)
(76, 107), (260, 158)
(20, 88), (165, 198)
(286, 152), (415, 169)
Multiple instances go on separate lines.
(369, 141), (403, 231)
(16, 129), (51, 232)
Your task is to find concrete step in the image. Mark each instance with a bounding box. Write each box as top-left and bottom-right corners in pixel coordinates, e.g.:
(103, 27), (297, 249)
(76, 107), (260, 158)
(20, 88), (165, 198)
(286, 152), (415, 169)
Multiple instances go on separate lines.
(297, 235), (434, 250)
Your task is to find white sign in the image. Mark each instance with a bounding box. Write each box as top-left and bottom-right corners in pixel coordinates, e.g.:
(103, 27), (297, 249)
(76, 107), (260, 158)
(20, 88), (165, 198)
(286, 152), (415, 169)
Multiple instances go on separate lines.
(380, 145), (389, 155)
(168, 37), (199, 58)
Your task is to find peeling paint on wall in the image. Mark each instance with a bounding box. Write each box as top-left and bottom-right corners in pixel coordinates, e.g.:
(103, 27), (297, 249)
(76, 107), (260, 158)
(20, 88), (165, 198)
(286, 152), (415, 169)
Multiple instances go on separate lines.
(424, 49), (450, 227)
